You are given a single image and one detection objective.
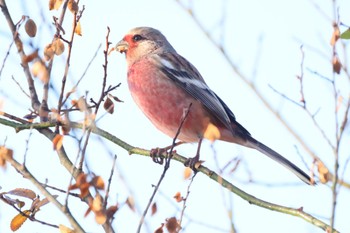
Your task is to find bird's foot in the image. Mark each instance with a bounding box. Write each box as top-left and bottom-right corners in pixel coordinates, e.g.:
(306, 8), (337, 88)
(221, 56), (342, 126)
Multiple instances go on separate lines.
(150, 147), (167, 165)
(184, 156), (204, 171)
(150, 142), (185, 165)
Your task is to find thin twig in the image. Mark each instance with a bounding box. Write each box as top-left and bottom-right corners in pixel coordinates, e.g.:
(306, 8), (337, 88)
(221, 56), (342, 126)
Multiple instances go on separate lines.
(136, 103), (192, 233)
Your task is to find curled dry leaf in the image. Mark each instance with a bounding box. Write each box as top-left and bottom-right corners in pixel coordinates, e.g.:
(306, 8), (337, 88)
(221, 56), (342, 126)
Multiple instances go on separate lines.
(10, 210), (31, 231)
(52, 134), (64, 151)
(165, 217), (179, 233)
(25, 19), (37, 37)
(103, 97), (114, 114)
(318, 161), (330, 184)
(49, 0), (63, 10)
(75, 21), (82, 36)
(31, 61), (49, 83)
(330, 26), (340, 46)
(22, 50), (38, 63)
(151, 202), (157, 216)
(0, 146), (13, 168)
(332, 57), (341, 74)
(44, 43), (55, 61)
(7, 188), (36, 200)
(90, 176), (105, 190)
(106, 204), (118, 219)
(68, 0), (79, 13)
(53, 39), (65, 55)
(173, 192), (183, 203)
(154, 224), (164, 233)
(126, 196), (135, 212)
(183, 167), (192, 180)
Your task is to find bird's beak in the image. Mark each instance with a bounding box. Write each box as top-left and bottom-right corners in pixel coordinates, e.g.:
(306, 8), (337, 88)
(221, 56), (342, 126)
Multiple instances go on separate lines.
(116, 39), (129, 53)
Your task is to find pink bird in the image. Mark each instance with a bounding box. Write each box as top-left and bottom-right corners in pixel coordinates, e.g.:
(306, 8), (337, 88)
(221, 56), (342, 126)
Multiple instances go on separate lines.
(116, 27), (312, 185)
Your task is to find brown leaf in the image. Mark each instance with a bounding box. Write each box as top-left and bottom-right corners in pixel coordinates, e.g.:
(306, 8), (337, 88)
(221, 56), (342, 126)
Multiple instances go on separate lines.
(52, 134), (64, 151)
(43, 43), (55, 61)
(318, 161), (330, 184)
(103, 97), (114, 114)
(106, 204), (118, 219)
(25, 19), (37, 38)
(22, 50), (38, 63)
(332, 56), (341, 74)
(32, 195), (58, 212)
(110, 94), (124, 103)
(68, 0), (79, 13)
(53, 39), (65, 55)
(0, 146), (13, 168)
(90, 176), (105, 190)
(151, 202), (157, 216)
(7, 188), (36, 200)
(165, 217), (179, 233)
(173, 192), (183, 203)
(49, 0), (63, 10)
(75, 21), (82, 36)
(154, 224), (164, 233)
(126, 196), (135, 212)
(10, 210), (31, 231)
(31, 61), (49, 83)
(183, 167), (192, 180)
(330, 26), (340, 46)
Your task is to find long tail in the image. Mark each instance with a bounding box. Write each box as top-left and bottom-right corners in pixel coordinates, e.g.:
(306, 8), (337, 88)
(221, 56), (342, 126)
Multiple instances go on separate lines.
(246, 136), (313, 185)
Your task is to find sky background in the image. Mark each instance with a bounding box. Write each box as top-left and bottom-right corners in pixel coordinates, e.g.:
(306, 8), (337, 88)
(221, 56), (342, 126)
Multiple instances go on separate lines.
(1, 0), (350, 233)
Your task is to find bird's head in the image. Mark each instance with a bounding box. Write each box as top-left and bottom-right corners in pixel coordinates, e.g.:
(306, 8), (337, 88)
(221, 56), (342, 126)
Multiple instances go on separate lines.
(115, 27), (175, 65)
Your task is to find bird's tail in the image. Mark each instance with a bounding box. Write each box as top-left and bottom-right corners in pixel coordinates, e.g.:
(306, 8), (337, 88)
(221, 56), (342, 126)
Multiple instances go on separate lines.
(246, 136), (313, 185)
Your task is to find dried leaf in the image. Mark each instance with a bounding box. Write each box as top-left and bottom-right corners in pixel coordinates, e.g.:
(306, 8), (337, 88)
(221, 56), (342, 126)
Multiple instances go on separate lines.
(75, 21), (82, 36)
(332, 56), (341, 74)
(52, 134), (64, 150)
(53, 39), (65, 55)
(69, 173), (90, 198)
(49, 0), (63, 10)
(59, 224), (75, 233)
(31, 61), (49, 83)
(95, 211), (107, 225)
(32, 195), (58, 212)
(318, 161), (330, 184)
(90, 176), (105, 190)
(183, 167), (192, 180)
(151, 202), (157, 216)
(10, 210), (31, 231)
(109, 94), (124, 103)
(25, 19), (37, 37)
(203, 123), (220, 142)
(0, 146), (13, 167)
(43, 43), (55, 61)
(7, 188), (36, 200)
(22, 50), (38, 63)
(154, 224), (164, 233)
(103, 97), (114, 114)
(173, 192), (182, 203)
(126, 196), (135, 212)
(330, 26), (340, 46)
(68, 0), (79, 13)
(106, 204), (118, 219)
(165, 217), (179, 233)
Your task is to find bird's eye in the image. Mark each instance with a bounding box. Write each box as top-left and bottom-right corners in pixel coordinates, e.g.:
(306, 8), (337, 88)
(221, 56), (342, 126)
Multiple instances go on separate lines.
(132, 34), (143, 42)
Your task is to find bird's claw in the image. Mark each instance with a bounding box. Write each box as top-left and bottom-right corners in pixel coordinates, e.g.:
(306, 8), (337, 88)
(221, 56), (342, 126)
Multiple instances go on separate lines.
(184, 157), (204, 171)
(150, 147), (166, 165)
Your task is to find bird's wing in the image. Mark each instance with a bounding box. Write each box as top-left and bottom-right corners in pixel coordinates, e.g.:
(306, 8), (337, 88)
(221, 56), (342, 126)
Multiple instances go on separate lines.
(154, 52), (241, 134)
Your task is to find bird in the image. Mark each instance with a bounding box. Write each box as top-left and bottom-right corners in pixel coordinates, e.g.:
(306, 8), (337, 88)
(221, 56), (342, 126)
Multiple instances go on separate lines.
(115, 26), (313, 185)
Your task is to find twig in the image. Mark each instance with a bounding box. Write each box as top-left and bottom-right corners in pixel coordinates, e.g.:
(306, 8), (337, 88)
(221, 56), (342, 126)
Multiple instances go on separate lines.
(136, 103), (192, 233)
(4, 156), (85, 232)
(0, 117), (342, 232)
